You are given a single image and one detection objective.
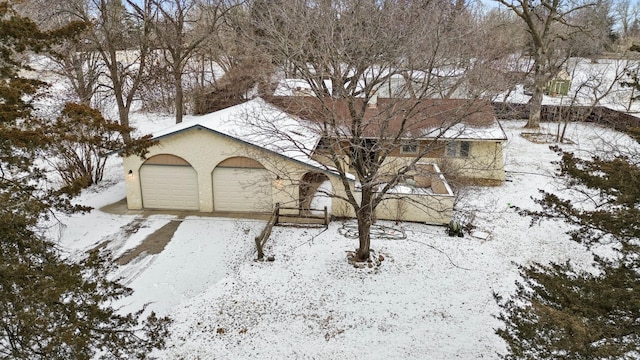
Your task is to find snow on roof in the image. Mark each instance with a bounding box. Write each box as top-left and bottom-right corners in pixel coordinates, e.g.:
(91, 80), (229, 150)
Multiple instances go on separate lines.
(274, 69), (464, 99)
(152, 98), (327, 170)
(423, 121), (508, 140)
(273, 79), (333, 96)
(495, 58), (640, 115)
(151, 96), (506, 176)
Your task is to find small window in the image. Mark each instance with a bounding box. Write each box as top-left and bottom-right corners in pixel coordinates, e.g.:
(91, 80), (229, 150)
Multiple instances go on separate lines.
(316, 138), (329, 151)
(445, 142), (457, 157)
(445, 141), (471, 158)
(350, 139), (378, 165)
(401, 142), (418, 154)
(460, 141), (470, 157)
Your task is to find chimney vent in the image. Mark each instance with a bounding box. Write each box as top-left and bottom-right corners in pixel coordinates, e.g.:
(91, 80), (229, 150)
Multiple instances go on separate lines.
(367, 94), (378, 109)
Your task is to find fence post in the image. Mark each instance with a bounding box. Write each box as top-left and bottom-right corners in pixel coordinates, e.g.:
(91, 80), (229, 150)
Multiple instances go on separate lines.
(255, 236), (264, 260)
(324, 206), (328, 227)
(275, 202), (280, 225)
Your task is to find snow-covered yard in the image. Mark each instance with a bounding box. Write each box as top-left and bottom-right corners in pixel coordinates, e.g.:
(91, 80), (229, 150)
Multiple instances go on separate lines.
(55, 119), (638, 359)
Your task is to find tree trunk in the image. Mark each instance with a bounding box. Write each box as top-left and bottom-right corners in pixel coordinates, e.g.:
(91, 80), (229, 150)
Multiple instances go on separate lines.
(356, 213), (372, 260)
(175, 79), (184, 124)
(560, 117), (569, 143)
(356, 188), (374, 261)
(526, 80), (544, 129)
(526, 48), (548, 129)
(116, 100), (132, 144)
(71, 54), (93, 106)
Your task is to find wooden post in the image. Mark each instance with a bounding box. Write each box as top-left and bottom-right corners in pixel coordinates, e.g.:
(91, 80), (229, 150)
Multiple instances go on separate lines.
(324, 206), (328, 227)
(255, 236), (264, 259)
(275, 202), (280, 225)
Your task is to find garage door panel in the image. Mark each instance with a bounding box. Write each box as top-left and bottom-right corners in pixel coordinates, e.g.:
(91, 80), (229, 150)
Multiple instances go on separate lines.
(213, 168), (272, 212)
(141, 165), (199, 210)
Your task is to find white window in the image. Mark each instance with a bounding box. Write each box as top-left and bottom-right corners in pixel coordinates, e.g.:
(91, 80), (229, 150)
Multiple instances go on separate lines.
(445, 141), (471, 158)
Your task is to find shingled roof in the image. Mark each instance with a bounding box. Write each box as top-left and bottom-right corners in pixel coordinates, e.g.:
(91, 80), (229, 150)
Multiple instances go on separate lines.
(267, 96), (506, 140)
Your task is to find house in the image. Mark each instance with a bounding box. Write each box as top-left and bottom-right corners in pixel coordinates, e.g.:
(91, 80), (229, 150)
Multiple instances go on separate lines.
(268, 96), (507, 185)
(545, 69), (571, 96)
(124, 98), (333, 214)
(274, 70), (469, 100)
(123, 97), (506, 224)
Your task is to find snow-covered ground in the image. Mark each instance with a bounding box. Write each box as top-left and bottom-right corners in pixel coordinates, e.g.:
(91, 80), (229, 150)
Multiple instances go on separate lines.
(54, 116), (639, 359)
(496, 57), (640, 113)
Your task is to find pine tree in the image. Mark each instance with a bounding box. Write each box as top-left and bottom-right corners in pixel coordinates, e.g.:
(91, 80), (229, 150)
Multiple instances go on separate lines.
(0, 3), (169, 358)
(495, 144), (640, 359)
(496, 262), (640, 360)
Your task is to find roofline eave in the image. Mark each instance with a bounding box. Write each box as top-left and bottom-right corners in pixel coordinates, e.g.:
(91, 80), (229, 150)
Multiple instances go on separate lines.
(147, 125), (355, 182)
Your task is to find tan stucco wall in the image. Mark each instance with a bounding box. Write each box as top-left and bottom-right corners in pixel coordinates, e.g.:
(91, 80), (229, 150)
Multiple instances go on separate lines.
(379, 140), (505, 183)
(437, 140), (505, 183)
(312, 140), (505, 184)
(329, 166), (454, 225)
(124, 128), (457, 224)
(124, 128), (344, 213)
(329, 191), (454, 225)
(375, 194), (454, 224)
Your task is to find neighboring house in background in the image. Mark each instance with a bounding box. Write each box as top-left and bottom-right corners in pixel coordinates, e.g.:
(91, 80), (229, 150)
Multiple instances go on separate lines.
(123, 97), (507, 224)
(274, 71), (469, 100)
(545, 69), (571, 96)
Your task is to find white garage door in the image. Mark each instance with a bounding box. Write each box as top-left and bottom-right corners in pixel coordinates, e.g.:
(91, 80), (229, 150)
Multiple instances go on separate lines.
(140, 164), (199, 210)
(213, 167), (272, 212)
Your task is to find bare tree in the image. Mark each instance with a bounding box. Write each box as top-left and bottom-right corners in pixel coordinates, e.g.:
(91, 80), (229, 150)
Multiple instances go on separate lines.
(568, 0), (615, 59)
(188, 1), (273, 114)
(53, 48), (103, 106)
(149, 0), (238, 123)
(13, 0), (103, 106)
(493, 0), (597, 129)
(60, 0), (154, 143)
(475, 8), (531, 100)
(251, 0), (502, 261)
(613, 0), (640, 39)
(553, 58), (632, 142)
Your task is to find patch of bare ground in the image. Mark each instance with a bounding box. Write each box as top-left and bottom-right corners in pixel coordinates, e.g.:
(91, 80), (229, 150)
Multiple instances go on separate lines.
(88, 218), (148, 254)
(521, 132), (575, 144)
(346, 249), (386, 271)
(116, 217), (184, 265)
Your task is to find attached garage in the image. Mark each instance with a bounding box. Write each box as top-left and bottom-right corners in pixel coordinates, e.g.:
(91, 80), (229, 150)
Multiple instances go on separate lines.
(212, 157), (273, 212)
(140, 155), (199, 210)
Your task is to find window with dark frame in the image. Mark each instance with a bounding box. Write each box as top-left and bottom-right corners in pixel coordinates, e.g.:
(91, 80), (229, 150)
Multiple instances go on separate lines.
(350, 139), (378, 165)
(316, 138), (328, 151)
(401, 141), (418, 154)
(460, 141), (470, 157)
(445, 141), (457, 157)
(445, 141), (471, 158)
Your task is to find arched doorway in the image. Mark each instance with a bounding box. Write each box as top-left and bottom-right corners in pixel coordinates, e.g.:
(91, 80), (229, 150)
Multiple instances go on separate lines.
(140, 154), (199, 210)
(299, 172), (331, 215)
(212, 157), (273, 212)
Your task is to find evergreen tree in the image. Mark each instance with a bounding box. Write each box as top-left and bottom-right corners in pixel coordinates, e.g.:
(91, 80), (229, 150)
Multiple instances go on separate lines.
(496, 262), (640, 360)
(495, 144), (640, 359)
(0, 3), (169, 358)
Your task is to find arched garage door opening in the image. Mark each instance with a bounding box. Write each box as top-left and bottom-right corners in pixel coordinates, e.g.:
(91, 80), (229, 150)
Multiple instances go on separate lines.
(140, 154), (199, 210)
(299, 172), (332, 215)
(212, 157), (273, 212)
